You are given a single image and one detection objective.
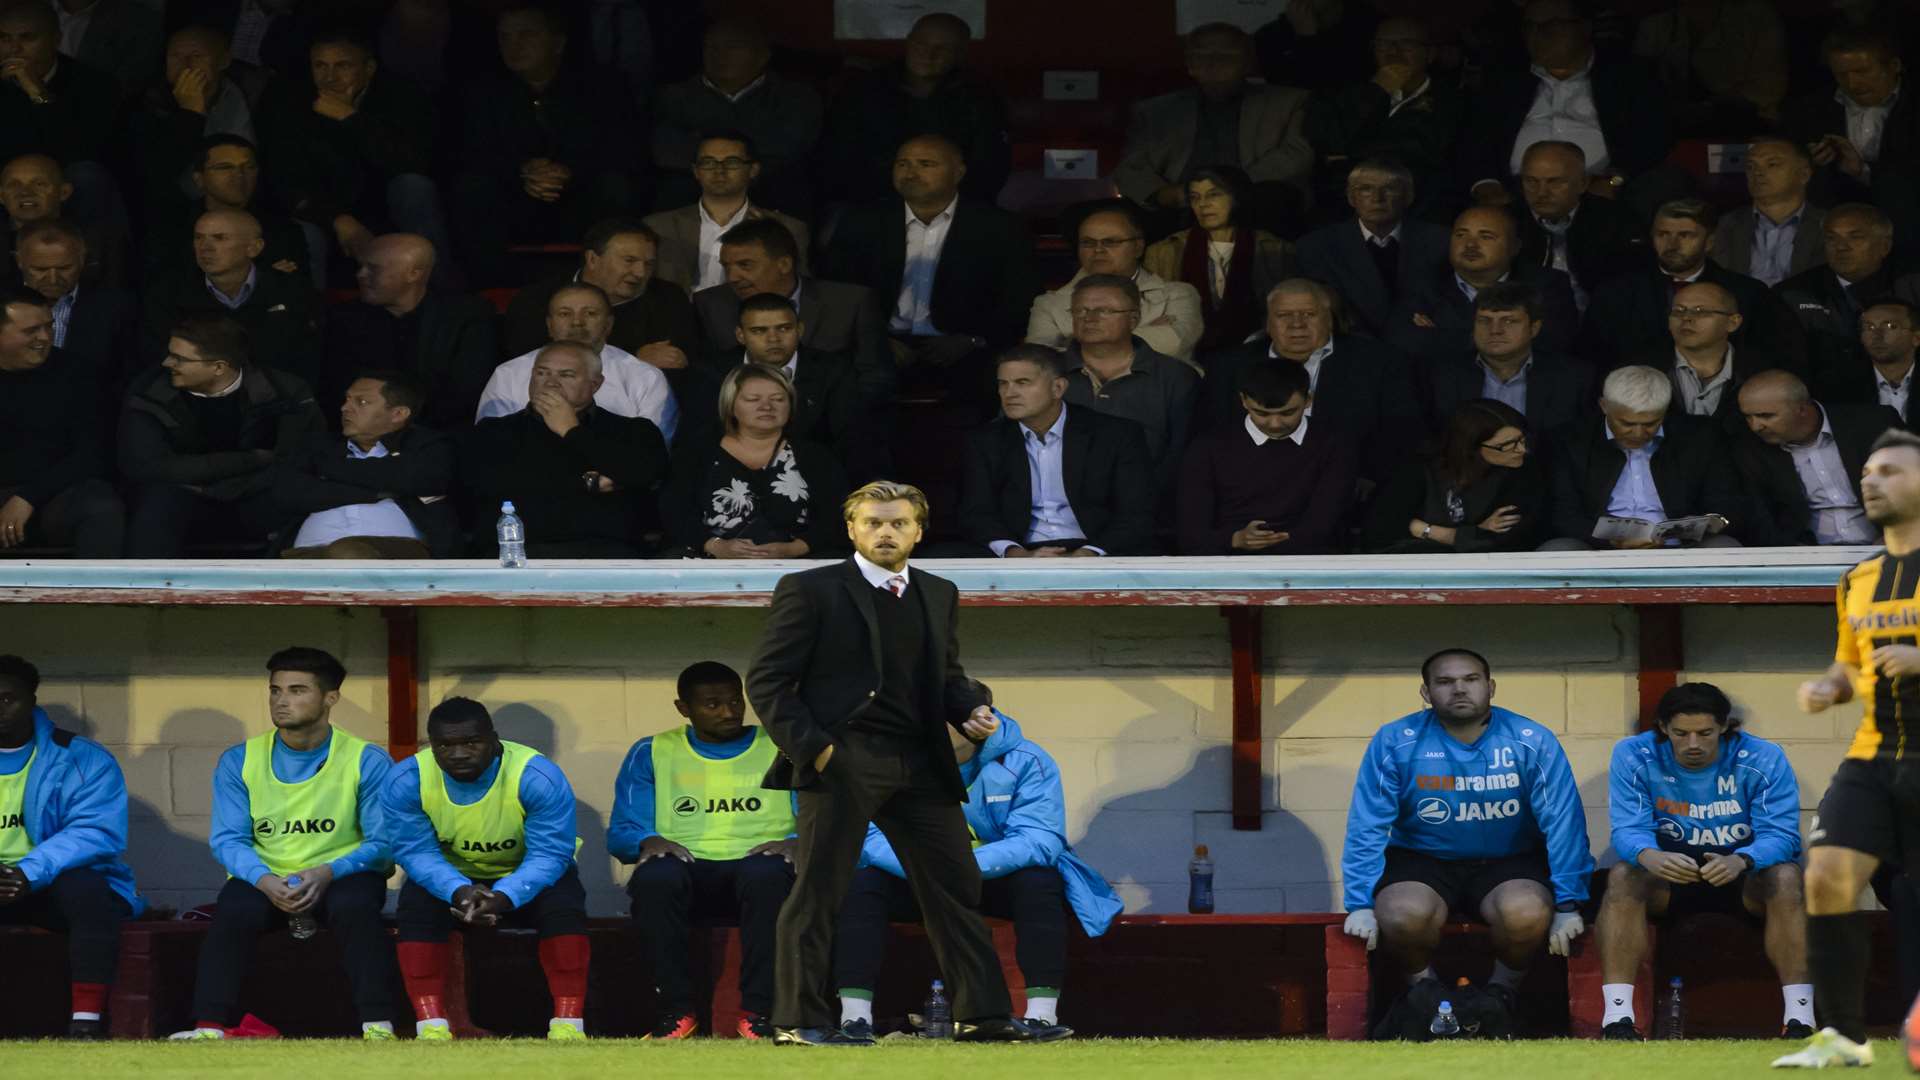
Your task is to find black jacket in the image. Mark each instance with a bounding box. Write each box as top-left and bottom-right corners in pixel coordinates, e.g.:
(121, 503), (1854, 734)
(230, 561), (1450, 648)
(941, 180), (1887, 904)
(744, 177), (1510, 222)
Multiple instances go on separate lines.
(821, 198), (1037, 348)
(1306, 79), (1465, 198)
(693, 277), (895, 409)
(322, 295), (498, 431)
(1384, 261), (1582, 365)
(1294, 218), (1449, 338)
(745, 559), (988, 796)
(1363, 455), (1548, 554)
(139, 266), (323, 391)
(1420, 349), (1593, 455)
(816, 64), (1013, 206)
(1547, 413), (1746, 542)
(1578, 260), (1798, 371)
(1454, 56), (1673, 190)
(456, 66), (641, 189)
(1204, 334), (1423, 484)
(118, 365), (326, 502)
(958, 404), (1156, 557)
(61, 285), (140, 394)
(273, 425), (460, 556)
(258, 70), (436, 225)
(1619, 343), (1800, 440)
(1730, 402), (1899, 546)
(660, 435), (850, 557)
(462, 405), (668, 550)
(1515, 194), (1649, 294)
(1777, 264), (1901, 406)
(0, 58), (124, 167)
(0, 348), (108, 507)
(1780, 88), (1920, 207)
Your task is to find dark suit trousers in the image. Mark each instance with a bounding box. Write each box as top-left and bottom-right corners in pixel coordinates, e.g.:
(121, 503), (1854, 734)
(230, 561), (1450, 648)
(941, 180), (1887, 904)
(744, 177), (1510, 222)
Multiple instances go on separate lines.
(775, 728), (1010, 1027)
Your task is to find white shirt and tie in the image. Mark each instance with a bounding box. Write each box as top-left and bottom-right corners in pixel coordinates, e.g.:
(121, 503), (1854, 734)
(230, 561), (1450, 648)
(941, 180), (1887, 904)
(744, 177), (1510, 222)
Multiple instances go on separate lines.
(988, 407), (1098, 556)
(853, 550), (908, 596)
(894, 198), (958, 336)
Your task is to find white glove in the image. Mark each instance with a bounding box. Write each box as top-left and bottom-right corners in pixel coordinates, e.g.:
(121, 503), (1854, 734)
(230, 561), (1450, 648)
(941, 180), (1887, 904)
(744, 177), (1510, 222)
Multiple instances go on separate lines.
(1547, 910), (1585, 956)
(1343, 908), (1378, 951)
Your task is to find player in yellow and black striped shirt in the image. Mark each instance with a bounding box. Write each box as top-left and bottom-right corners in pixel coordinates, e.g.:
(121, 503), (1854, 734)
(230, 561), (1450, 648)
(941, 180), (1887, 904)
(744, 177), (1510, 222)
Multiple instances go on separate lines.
(1786, 428), (1920, 1068)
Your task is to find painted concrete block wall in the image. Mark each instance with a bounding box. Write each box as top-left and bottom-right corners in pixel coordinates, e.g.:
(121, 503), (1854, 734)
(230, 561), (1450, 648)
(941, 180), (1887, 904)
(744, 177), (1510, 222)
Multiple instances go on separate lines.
(9, 601), (1857, 917)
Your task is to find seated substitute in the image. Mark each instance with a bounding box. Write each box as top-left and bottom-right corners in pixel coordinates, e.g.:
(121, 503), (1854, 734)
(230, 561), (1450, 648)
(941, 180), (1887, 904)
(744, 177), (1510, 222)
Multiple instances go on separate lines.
(476, 282), (678, 443)
(833, 686), (1122, 1039)
(173, 648), (397, 1040)
(610, 662), (799, 1041)
(464, 341), (670, 558)
(381, 696), (590, 1042)
(1340, 649), (1595, 1024)
(0, 654), (144, 1039)
(1595, 682), (1809, 1041)
(1177, 360), (1356, 556)
(1363, 399), (1545, 554)
(276, 371), (457, 558)
(959, 346), (1155, 558)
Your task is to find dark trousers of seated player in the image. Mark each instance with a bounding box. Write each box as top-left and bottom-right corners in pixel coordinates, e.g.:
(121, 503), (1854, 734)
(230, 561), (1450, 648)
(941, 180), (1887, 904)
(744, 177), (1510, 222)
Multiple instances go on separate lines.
(394, 864), (591, 1024)
(190, 871), (396, 1026)
(0, 867), (132, 1020)
(833, 864), (1068, 1006)
(626, 853), (795, 1018)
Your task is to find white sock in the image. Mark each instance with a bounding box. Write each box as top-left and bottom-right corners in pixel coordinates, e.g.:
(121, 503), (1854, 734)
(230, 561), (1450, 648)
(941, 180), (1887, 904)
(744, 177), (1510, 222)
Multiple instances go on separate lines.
(839, 996), (873, 1025)
(1602, 983), (1635, 1025)
(416, 1018), (450, 1034)
(1784, 984), (1815, 1027)
(362, 1021), (393, 1034)
(1024, 995), (1059, 1024)
(71, 1011), (100, 1022)
(551, 1016), (584, 1031)
(1489, 960), (1525, 989)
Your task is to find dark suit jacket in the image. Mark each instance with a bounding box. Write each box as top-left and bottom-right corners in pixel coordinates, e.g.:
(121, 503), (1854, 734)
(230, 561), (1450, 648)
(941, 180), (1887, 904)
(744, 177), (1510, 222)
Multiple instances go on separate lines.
(1620, 343), (1799, 440)
(272, 424), (460, 555)
(1294, 218), (1449, 337)
(117, 364), (326, 503)
(259, 70), (436, 225)
(1516, 195), (1649, 293)
(746, 560), (987, 796)
(1455, 56), (1673, 189)
(62, 285), (140, 392)
(140, 265), (323, 390)
(1781, 90), (1920, 206)
(1731, 402), (1899, 546)
(1710, 204), (1828, 284)
(501, 274), (701, 360)
(958, 404), (1155, 556)
(1383, 262), (1581, 365)
(693, 277), (895, 409)
(641, 203), (811, 291)
(821, 198), (1037, 348)
(1777, 265), (1910, 407)
(462, 405), (669, 550)
(1578, 260), (1798, 370)
(323, 294), (498, 431)
(1547, 413), (1747, 542)
(1203, 334), (1423, 483)
(1420, 349), (1593, 451)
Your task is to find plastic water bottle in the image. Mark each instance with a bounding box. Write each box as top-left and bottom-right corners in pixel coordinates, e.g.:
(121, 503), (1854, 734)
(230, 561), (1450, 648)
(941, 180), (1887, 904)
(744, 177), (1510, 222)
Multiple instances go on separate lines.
(284, 875), (318, 941)
(1429, 1000), (1460, 1038)
(923, 979), (952, 1039)
(496, 501), (527, 568)
(1188, 844), (1215, 914)
(1658, 977), (1685, 1039)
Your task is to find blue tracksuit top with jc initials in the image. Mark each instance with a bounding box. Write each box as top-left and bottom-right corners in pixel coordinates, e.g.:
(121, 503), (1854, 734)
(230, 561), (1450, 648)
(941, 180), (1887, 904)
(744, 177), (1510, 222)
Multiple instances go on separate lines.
(1342, 706), (1595, 911)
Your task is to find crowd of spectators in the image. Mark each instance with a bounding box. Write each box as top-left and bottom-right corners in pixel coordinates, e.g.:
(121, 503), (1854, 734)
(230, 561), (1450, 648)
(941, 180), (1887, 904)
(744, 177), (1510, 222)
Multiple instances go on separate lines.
(4, 0), (1920, 560)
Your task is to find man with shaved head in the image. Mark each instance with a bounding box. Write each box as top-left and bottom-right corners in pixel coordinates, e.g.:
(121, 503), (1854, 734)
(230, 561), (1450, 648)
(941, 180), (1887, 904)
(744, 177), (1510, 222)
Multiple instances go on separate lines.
(1732, 368), (1896, 546)
(464, 340), (670, 557)
(140, 207), (321, 386)
(823, 134), (1036, 375)
(476, 282), (677, 441)
(1619, 281), (1796, 439)
(1513, 140), (1645, 310)
(818, 12), (1012, 206)
(652, 18), (822, 215)
(1779, 204), (1901, 406)
(0, 153), (123, 287)
(322, 233), (496, 430)
(1385, 205), (1579, 365)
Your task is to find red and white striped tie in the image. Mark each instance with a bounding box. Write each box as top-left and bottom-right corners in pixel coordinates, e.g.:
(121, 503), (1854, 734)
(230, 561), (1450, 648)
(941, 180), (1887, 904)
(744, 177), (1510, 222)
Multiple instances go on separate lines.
(886, 575), (906, 597)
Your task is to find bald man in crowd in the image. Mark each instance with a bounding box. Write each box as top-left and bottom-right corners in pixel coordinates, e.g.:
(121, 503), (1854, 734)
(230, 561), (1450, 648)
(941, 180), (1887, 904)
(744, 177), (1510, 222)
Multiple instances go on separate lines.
(1027, 205), (1204, 363)
(1, 154), (124, 287)
(140, 208), (321, 387)
(1730, 369), (1897, 546)
(322, 234), (496, 430)
(1619, 281), (1797, 438)
(477, 282), (678, 441)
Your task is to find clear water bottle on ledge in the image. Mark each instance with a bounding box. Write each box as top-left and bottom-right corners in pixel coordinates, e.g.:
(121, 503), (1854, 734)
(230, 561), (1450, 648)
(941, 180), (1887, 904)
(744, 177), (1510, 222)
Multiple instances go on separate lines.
(496, 501), (526, 568)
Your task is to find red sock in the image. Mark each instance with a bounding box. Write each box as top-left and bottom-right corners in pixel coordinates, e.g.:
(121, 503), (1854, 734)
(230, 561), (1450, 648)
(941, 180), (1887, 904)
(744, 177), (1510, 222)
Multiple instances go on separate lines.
(538, 934), (589, 1019)
(396, 940), (451, 1021)
(71, 982), (107, 1017)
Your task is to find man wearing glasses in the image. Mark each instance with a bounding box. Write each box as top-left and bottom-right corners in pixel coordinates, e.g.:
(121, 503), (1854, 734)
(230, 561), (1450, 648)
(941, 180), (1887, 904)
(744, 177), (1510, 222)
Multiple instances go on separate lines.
(1860, 298), (1920, 430)
(1026, 206), (1202, 364)
(645, 132), (810, 293)
(1622, 282), (1798, 439)
(1059, 274), (1197, 498)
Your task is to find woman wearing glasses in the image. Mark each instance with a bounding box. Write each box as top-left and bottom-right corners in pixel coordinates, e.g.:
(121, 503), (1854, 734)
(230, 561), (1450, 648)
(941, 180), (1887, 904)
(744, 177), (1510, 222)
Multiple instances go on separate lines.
(1142, 166), (1293, 355)
(1364, 399), (1544, 552)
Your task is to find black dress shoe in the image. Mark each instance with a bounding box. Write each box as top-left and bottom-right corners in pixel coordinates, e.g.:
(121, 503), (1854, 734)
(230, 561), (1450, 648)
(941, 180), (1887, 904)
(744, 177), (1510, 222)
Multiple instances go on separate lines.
(955, 1016), (1071, 1042)
(65, 1018), (107, 1041)
(1017, 1017), (1074, 1039)
(773, 1024), (875, 1046)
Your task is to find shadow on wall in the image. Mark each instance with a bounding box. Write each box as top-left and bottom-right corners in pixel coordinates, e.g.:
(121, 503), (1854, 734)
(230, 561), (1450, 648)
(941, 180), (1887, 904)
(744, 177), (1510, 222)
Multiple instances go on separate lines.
(472, 697), (619, 917)
(88, 706), (249, 914)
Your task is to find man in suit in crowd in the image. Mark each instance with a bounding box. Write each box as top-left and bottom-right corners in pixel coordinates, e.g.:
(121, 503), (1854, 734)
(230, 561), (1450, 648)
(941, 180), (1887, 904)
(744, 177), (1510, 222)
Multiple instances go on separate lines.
(1778, 203), (1901, 407)
(1305, 18), (1464, 209)
(644, 131), (810, 293)
(1580, 199), (1796, 371)
(1513, 140), (1646, 311)
(1456, 0), (1672, 215)
(1622, 281), (1795, 440)
(730, 293), (858, 471)
(1207, 278), (1420, 488)
(14, 220), (136, 393)
(1027, 204), (1203, 364)
(1860, 297), (1920, 429)
(823, 135), (1036, 374)
(1421, 282), (1590, 449)
(1541, 365), (1743, 550)
(1780, 27), (1920, 237)
(958, 346), (1154, 558)
(1113, 21), (1312, 233)
(1295, 158), (1447, 338)
(744, 480), (1070, 1046)
(501, 220), (703, 380)
(692, 218), (894, 412)
(1732, 369), (1895, 546)
(139, 208), (320, 389)
(1709, 136), (1828, 288)
(1385, 206), (1579, 365)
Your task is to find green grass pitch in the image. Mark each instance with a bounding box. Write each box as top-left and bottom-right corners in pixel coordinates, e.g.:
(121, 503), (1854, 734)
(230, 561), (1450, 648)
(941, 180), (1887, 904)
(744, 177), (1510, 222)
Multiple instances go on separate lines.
(0, 1037), (1905, 1079)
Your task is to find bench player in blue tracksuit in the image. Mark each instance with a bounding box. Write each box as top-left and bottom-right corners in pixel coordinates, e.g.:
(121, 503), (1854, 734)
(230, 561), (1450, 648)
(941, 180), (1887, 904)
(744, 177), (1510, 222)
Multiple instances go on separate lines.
(1340, 648), (1595, 1020)
(1594, 682), (1808, 1040)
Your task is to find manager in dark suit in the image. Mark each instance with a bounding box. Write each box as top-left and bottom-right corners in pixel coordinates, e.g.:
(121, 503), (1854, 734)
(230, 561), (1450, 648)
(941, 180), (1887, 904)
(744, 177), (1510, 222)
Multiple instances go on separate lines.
(958, 347), (1154, 557)
(1294, 158), (1448, 338)
(745, 481), (1068, 1046)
